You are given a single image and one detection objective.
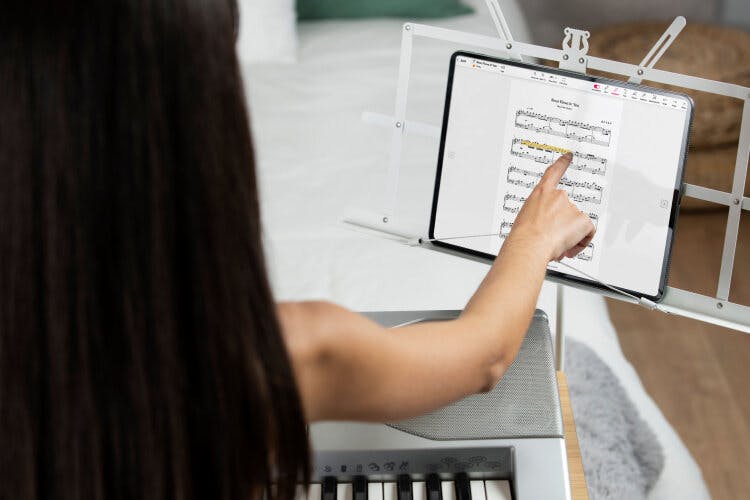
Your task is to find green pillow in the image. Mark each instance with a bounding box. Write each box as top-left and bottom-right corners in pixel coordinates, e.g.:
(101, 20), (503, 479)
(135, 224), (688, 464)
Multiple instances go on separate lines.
(297, 0), (474, 20)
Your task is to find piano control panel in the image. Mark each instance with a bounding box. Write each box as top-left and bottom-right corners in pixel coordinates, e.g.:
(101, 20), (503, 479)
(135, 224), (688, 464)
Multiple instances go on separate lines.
(313, 447), (513, 482)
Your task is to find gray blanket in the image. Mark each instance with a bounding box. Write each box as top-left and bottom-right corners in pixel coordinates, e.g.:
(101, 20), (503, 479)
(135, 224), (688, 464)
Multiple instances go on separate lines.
(565, 339), (664, 500)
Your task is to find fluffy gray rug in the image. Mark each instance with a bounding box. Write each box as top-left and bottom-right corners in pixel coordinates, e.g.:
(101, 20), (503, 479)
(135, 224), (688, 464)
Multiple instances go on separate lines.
(565, 339), (665, 500)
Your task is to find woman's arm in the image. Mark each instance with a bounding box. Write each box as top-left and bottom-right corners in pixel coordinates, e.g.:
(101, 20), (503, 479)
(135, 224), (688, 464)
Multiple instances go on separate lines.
(279, 153), (594, 422)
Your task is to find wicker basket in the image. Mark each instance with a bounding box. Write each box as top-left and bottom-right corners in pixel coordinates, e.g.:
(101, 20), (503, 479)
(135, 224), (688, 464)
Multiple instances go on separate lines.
(683, 145), (748, 209)
(585, 22), (750, 210)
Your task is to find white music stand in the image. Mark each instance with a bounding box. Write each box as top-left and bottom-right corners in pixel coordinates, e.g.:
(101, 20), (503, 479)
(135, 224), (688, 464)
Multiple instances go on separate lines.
(341, 0), (750, 367)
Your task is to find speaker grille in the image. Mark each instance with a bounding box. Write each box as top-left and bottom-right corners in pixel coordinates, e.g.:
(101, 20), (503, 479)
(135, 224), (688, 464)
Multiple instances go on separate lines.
(388, 311), (563, 440)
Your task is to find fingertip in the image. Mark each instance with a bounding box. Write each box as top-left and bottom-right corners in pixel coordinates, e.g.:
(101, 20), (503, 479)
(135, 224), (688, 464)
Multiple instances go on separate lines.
(554, 152), (572, 167)
(542, 152), (573, 185)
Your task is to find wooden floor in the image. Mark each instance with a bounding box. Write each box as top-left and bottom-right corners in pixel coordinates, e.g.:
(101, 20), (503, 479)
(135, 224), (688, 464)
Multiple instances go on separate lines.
(607, 210), (750, 500)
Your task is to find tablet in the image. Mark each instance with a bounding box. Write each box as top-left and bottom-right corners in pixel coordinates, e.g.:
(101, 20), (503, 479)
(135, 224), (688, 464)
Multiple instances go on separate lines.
(429, 52), (693, 301)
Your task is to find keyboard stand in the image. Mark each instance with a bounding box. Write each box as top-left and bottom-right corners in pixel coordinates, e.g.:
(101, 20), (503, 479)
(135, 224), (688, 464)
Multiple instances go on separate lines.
(310, 309), (576, 500)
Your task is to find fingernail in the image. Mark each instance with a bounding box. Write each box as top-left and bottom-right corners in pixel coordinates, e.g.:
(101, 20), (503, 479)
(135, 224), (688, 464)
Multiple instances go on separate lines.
(564, 152), (573, 159)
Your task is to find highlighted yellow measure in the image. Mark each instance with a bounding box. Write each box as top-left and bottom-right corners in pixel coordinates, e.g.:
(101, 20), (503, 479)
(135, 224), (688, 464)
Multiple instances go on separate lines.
(521, 139), (572, 155)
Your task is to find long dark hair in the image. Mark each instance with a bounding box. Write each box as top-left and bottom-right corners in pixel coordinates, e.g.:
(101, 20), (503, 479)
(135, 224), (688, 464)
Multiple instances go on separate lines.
(0, 1), (309, 499)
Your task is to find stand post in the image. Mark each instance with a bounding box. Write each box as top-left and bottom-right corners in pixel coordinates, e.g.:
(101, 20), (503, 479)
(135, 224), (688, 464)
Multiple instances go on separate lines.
(717, 96), (750, 300)
(555, 284), (565, 371)
(384, 24), (415, 219)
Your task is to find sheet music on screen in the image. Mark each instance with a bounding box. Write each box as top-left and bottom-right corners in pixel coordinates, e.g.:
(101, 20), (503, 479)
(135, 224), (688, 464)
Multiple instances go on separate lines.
(433, 54), (691, 297)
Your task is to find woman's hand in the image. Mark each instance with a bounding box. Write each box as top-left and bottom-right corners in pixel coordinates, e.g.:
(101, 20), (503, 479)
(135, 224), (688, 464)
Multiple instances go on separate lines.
(509, 152), (596, 261)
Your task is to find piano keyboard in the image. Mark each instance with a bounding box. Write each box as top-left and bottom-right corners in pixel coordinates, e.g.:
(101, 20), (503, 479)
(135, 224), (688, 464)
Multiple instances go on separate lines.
(309, 311), (571, 500)
(298, 473), (512, 500)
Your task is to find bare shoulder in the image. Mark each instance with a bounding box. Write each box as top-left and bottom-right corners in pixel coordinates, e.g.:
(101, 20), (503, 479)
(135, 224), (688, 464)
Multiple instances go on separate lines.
(276, 300), (382, 333)
(276, 301), (348, 365)
(277, 301), (346, 339)
(276, 301), (383, 363)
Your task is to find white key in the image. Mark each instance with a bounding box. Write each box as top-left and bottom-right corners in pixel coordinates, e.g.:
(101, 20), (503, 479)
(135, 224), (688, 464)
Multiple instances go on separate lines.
(368, 482), (384, 500)
(484, 480), (512, 500)
(441, 481), (456, 500)
(412, 482), (426, 500)
(469, 481), (486, 500)
(338, 483), (353, 500)
(295, 485), (308, 500)
(383, 482), (398, 500)
(308, 484), (322, 500)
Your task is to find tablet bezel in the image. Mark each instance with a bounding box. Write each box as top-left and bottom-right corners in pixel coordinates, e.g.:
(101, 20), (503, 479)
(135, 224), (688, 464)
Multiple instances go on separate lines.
(428, 51), (694, 302)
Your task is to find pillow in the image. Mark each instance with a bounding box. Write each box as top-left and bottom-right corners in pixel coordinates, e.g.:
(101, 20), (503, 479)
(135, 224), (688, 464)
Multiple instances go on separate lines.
(297, 0), (473, 20)
(237, 0), (297, 64)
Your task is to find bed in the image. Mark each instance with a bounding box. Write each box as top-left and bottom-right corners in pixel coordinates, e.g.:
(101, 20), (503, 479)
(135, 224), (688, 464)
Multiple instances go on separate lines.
(241, 1), (710, 497)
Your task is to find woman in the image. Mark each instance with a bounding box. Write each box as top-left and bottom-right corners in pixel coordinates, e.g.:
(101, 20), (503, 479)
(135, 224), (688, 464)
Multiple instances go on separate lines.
(0, 1), (594, 499)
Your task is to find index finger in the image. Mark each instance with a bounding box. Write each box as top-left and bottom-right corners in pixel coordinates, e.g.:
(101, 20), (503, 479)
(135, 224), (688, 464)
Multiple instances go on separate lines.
(540, 152), (573, 188)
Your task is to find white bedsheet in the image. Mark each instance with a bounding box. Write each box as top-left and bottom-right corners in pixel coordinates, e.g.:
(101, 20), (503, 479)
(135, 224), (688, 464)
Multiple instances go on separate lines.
(242, 3), (709, 497)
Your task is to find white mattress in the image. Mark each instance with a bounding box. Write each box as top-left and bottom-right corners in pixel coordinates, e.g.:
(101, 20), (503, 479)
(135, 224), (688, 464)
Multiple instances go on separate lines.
(242, 2), (709, 497)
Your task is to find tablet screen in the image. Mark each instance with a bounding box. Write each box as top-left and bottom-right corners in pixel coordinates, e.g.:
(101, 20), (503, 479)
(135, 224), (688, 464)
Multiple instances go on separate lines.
(430, 52), (693, 300)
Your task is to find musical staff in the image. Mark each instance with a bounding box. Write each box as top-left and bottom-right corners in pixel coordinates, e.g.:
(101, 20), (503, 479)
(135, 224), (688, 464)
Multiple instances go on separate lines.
(504, 193), (527, 202)
(500, 217), (595, 261)
(576, 243), (595, 262)
(505, 165), (604, 204)
(497, 220), (514, 239)
(510, 138), (607, 176)
(569, 191), (602, 204)
(506, 165), (540, 189)
(507, 178), (536, 189)
(498, 224), (596, 260)
(508, 165), (542, 178)
(502, 193), (526, 214)
(502, 193), (603, 223)
(588, 212), (599, 230)
(515, 110), (612, 146)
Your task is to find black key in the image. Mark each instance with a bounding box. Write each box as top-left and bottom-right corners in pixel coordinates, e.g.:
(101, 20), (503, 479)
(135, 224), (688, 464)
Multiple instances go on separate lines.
(353, 476), (368, 500)
(397, 475), (413, 500)
(426, 474), (442, 500)
(323, 477), (337, 500)
(454, 473), (471, 500)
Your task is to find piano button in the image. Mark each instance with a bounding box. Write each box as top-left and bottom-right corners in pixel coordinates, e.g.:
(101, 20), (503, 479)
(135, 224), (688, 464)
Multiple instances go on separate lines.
(426, 475), (442, 500)
(353, 477), (367, 500)
(323, 477), (337, 500)
(469, 481), (485, 500)
(454, 474), (471, 500)
(309, 484), (323, 500)
(368, 482), (384, 500)
(338, 483), (353, 500)
(483, 481), (511, 500)
(397, 475), (413, 500)
(412, 481), (426, 500)
(383, 482), (398, 500)
(440, 481), (455, 500)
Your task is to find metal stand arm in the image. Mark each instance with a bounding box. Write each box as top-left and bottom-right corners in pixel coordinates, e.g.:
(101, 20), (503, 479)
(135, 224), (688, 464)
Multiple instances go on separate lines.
(343, 5), (750, 339)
